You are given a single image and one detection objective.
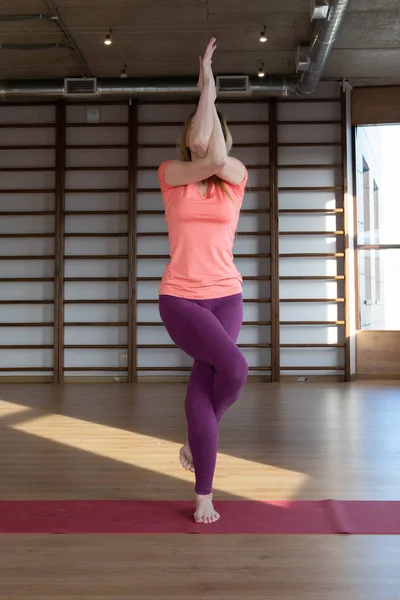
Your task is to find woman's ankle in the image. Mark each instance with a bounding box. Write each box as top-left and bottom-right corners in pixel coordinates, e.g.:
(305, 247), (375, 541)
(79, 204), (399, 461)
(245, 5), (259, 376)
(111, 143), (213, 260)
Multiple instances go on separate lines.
(195, 491), (213, 499)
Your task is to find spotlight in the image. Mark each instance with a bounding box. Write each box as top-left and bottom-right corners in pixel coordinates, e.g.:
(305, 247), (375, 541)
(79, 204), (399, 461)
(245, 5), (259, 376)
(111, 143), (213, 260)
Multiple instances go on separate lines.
(258, 63), (265, 78)
(120, 64), (127, 79)
(104, 30), (112, 46)
(259, 27), (267, 43)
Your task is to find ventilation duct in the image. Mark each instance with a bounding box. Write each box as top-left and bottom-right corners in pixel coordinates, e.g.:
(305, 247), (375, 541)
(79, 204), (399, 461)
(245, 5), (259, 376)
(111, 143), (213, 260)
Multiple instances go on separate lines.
(297, 0), (349, 95)
(311, 0), (330, 20)
(0, 0), (348, 101)
(0, 76), (296, 99)
(296, 46), (310, 73)
(65, 77), (97, 96)
(216, 76), (251, 96)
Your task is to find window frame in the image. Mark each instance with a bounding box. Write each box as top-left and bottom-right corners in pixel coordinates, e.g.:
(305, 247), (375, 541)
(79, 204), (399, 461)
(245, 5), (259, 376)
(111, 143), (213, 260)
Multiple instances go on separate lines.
(354, 125), (400, 331)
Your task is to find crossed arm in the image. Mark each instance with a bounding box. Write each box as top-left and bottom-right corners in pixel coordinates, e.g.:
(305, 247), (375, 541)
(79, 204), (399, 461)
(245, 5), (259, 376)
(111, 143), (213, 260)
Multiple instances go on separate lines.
(163, 39), (246, 188)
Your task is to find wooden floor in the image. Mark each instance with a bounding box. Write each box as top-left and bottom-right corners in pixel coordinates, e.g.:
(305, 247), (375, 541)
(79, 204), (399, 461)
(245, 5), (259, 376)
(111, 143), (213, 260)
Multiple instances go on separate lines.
(0, 381), (399, 599)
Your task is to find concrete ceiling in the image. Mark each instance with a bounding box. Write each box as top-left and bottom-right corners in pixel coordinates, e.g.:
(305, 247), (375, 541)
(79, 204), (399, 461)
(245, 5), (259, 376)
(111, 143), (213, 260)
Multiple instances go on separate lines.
(0, 0), (399, 86)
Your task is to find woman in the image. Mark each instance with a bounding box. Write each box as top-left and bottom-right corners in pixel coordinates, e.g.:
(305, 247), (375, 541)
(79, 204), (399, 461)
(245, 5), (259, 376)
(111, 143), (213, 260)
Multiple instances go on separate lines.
(158, 38), (248, 524)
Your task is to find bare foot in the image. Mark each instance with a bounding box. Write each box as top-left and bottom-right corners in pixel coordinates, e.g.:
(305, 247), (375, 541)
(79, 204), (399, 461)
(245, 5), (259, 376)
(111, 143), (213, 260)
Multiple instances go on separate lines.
(194, 493), (220, 524)
(179, 442), (195, 472)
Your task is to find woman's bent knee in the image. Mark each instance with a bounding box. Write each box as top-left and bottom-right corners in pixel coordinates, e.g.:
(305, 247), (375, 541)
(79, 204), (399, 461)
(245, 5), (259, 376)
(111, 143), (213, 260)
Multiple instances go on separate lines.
(231, 351), (248, 390)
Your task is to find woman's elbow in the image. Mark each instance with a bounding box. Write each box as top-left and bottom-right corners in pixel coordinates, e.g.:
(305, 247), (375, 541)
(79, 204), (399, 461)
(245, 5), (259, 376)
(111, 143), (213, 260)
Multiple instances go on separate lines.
(211, 155), (227, 171)
(190, 139), (208, 157)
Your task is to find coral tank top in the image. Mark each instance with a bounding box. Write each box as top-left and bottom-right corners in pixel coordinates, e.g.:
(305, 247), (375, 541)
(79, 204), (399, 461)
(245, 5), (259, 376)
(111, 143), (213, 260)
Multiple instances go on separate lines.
(158, 160), (248, 300)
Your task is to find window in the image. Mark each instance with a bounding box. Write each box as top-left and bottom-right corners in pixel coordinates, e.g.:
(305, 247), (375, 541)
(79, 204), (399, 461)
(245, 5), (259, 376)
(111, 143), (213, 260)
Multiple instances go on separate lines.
(355, 126), (400, 330)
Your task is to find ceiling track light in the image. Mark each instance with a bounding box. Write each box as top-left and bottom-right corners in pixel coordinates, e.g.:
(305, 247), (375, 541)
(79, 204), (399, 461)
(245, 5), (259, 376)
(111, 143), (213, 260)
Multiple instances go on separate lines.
(120, 64), (127, 78)
(259, 26), (267, 43)
(104, 29), (112, 46)
(258, 62), (265, 78)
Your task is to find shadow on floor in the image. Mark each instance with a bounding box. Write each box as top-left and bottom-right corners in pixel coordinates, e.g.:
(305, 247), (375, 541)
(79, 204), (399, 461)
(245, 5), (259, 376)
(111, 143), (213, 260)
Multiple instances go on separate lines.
(0, 382), (399, 502)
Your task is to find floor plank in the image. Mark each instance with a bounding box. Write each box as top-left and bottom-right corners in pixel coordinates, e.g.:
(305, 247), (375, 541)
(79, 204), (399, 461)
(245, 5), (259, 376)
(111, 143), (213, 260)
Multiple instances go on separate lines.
(0, 381), (399, 598)
(0, 535), (399, 600)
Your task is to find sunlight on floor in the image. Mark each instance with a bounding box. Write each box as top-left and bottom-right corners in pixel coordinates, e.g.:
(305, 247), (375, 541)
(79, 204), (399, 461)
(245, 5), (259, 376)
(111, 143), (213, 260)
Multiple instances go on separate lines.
(0, 399), (32, 417)
(9, 409), (309, 500)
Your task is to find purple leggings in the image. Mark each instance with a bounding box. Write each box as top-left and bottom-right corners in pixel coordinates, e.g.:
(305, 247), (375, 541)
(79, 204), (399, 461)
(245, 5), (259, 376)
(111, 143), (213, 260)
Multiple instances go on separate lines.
(159, 293), (248, 495)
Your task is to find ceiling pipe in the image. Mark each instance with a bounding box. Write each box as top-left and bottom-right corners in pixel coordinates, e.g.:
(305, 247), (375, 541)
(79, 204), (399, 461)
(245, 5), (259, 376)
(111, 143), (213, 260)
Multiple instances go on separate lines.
(0, 80), (65, 97)
(0, 76), (296, 99)
(0, 0), (349, 100)
(297, 0), (349, 94)
(97, 75), (297, 97)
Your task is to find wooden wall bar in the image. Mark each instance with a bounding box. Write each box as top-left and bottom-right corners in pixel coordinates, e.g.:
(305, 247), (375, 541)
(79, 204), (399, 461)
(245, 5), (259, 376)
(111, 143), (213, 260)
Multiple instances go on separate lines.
(269, 99), (280, 382)
(0, 86), (350, 381)
(62, 103), (130, 379)
(54, 103), (66, 383)
(128, 101), (138, 383)
(276, 86), (346, 379)
(0, 104), (57, 378)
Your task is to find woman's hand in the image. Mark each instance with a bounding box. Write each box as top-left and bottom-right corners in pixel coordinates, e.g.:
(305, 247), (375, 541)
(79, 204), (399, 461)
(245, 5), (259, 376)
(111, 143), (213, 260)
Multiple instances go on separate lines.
(190, 38), (217, 156)
(202, 37), (217, 77)
(198, 38), (217, 98)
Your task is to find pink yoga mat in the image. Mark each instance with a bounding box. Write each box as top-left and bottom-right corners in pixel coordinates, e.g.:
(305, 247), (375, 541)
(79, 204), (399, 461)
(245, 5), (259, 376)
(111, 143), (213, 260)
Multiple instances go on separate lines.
(0, 500), (399, 534)
(329, 500), (400, 535)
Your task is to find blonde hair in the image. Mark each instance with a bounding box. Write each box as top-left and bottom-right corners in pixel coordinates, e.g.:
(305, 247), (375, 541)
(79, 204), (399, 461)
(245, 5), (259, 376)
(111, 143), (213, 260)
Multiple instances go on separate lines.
(178, 110), (236, 207)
